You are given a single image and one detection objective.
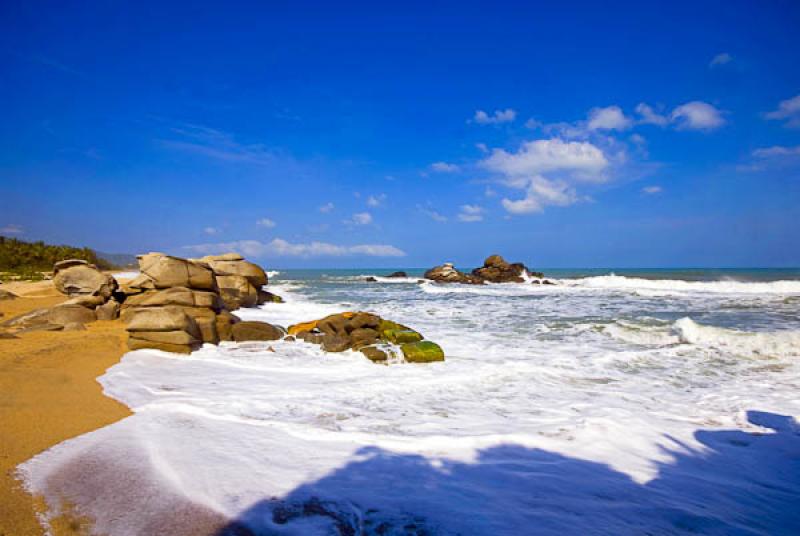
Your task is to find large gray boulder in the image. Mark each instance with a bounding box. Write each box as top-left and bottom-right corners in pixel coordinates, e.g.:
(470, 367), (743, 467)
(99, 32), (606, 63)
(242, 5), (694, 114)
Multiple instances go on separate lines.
(125, 306), (203, 353)
(199, 254), (268, 287)
(137, 253), (216, 290)
(53, 259), (117, 298)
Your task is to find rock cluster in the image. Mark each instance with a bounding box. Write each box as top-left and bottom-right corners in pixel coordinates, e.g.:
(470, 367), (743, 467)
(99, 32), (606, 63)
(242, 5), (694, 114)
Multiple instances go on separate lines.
(121, 252), (283, 353)
(1, 260), (121, 334)
(287, 312), (445, 364)
(425, 255), (545, 285)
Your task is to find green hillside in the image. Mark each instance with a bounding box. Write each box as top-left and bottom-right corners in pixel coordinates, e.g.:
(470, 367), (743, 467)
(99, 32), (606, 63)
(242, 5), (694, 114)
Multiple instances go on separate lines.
(0, 236), (115, 279)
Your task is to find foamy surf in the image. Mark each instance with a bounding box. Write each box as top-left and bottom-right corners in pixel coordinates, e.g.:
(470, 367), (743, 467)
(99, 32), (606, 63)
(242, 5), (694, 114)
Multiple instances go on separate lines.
(18, 269), (800, 535)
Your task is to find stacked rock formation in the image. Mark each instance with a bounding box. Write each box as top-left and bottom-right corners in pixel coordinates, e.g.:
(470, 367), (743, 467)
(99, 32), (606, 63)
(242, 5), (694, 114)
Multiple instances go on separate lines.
(0, 260), (121, 334)
(122, 252), (283, 353)
(425, 255), (545, 285)
(287, 312), (445, 364)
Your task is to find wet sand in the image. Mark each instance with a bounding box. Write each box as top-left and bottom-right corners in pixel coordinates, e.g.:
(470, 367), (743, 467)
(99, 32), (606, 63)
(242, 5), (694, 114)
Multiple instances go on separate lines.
(0, 281), (130, 535)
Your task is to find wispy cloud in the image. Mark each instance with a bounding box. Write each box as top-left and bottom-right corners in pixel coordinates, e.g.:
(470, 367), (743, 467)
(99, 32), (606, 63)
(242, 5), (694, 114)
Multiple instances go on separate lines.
(0, 224), (24, 235)
(319, 202), (335, 213)
(183, 238), (405, 258)
(642, 185), (663, 195)
(345, 212), (373, 225)
(764, 94), (800, 128)
(204, 226), (221, 235)
(160, 123), (282, 165)
(256, 218), (276, 228)
(472, 109), (516, 125)
(458, 204), (485, 222)
(635, 103), (670, 127)
(417, 205), (448, 222)
(587, 106), (632, 131)
(366, 194), (387, 207)
(752, 145), (800, 158)
(709, 53), (733, 67)
(431, 161), (460, 173)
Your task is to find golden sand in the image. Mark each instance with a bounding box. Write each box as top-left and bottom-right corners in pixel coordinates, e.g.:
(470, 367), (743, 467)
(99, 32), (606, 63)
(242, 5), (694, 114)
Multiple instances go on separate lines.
(0, 282), (130, 535)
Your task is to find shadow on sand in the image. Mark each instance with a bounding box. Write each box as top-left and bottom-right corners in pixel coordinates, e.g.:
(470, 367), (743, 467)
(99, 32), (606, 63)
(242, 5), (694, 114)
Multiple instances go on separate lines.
(216, 410), (800, 535)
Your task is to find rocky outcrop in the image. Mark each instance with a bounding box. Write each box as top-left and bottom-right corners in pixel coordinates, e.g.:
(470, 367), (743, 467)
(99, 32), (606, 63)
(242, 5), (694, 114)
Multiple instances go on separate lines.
(120, 252), (283, 353)
(424, 263), (484, 285)
(53, 259), (118, 298)
(387, 271), (408, 278)
(471, 254), (543, 283)
(193, 253), (276, 310)
(425, 255), (545, 284)
(287, 312), (445, 364)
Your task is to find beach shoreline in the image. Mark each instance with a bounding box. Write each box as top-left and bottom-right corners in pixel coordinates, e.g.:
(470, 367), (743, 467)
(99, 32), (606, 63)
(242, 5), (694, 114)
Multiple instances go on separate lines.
(0, 280), (130, 535)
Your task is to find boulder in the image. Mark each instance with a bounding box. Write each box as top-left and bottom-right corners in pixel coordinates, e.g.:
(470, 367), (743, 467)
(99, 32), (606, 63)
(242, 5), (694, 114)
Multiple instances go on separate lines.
(123, 286), (223, 311)
(96, 300), (121, 321)
(0, 289), (17, 301)
(216, 275), (259, 309)
(349, 327), (380, 349)
(231, 321), (284, 342)
(401, 341), (445, 363)
(383, 329), (423, 344)
(424, 263), (483, 285)
(138, 253), (216, 290)
(48, 304), (96, 326)
(365, 276), (378, 282)
(317, 314), (349, 336)
(200, 254), (268, 287)
(215, 310), (240, 341)
(387, 271), (408, 278)
(360, 345), (388, 362)
(64, 295), (106, 308)
(349, 312), (380, 330)
(125, 306), (201, 338)
(321, 333), (351, 352)
(257, 290), (284, 304)
(53, 260), (117, 298)
(471, 254), (542, 283)
(127, 337), (197, 354)
(63, 322), (86, 331)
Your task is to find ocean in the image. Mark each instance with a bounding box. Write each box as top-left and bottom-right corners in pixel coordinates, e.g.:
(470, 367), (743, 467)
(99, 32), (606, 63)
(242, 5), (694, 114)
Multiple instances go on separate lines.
(20, 268), (800, 535)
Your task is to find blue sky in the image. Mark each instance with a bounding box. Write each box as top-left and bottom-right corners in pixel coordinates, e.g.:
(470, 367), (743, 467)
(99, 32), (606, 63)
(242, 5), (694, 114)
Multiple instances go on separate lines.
(1, 1), (799, 268)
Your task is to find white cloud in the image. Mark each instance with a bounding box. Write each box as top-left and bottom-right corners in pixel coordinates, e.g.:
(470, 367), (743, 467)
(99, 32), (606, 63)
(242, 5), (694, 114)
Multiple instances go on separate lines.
(457, 204), (484, 222)
(256, 218), (276, 228)
(0, 224), (23, 235)
(319, 202), (335, 213)
(346, 212), (373, 225)
(709, 53), (733, 67)
(752, 145), (800, 158)
(642, 185), (663, 194)
(475, 142), (489, 153)
(671, 101), (725, 131)
(482, 138), (608, 181)
(501, 177), (579, 214)
(431, 161), (460, 173)
(635, 103), (670, 127)
(764, 94), (800, 128)
(417, 205), (448, 222)
(184, 238), (405, 258)
(473, 108), (516, 125)
(587, 106), (632, 131)
(204, 226), (220, 235)
(366, 194), (386, 207)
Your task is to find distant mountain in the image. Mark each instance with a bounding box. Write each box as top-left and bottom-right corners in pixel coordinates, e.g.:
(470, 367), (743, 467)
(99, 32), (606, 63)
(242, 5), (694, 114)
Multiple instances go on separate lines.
(96, 251), (138, 269)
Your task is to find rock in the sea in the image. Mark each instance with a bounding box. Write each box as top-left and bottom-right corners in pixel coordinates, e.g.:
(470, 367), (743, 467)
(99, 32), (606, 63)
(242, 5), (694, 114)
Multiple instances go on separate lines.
(216, 274), (259, 309)
(401, 341), (445, 363)
(471, 254), (542, 283)
(365, 276), (378, 282)
(424, 263), (483, 284)
(231, 321), (284, 342)
(360, 345), (388, 362)
(258, 289), (284, 304)
(387, 271), (408, 278)
(215, 310), (240, 342)
(287, 312), (444, 364)
(53, 259), (118, 298)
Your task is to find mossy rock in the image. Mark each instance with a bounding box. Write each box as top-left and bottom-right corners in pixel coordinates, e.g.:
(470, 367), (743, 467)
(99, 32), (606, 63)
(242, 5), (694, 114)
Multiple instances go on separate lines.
(401, 341), (445, 363)
(360, 345), (388, 362)
(383, 328), (423, 344)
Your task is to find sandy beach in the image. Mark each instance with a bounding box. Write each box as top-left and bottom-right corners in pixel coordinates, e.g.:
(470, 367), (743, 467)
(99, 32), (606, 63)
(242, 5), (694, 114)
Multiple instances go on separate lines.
(0, 281), (130, 535)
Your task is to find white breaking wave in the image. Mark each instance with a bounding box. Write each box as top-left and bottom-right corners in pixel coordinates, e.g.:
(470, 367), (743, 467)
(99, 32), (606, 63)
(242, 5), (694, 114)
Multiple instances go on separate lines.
(561, 274), (800, 295)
